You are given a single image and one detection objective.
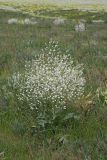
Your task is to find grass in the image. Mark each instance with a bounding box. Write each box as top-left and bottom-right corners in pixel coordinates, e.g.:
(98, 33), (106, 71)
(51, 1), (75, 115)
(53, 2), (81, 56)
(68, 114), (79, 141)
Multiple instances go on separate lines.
(0, 0), (107, 11)
(0, 8), (107, 160)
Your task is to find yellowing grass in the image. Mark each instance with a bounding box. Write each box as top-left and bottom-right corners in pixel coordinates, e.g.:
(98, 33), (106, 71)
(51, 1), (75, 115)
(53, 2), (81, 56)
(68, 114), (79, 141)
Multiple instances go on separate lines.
(0, 0), (107, 13)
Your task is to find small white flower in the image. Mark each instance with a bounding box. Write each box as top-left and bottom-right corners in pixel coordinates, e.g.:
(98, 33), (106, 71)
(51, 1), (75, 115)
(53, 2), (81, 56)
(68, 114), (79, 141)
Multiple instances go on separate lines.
(24, 18), (31, 25)
(75, 22), (86, 32)
(8, 18), (18, 24)
(24, 18), (37, 25)
(8, 18), (37, 25)
(92, 20), (104, 23)
(53, 18), (65, 25)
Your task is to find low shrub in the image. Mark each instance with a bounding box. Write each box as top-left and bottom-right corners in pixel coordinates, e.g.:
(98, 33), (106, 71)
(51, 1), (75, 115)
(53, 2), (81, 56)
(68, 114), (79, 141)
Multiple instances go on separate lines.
(8, 40), (86, 134)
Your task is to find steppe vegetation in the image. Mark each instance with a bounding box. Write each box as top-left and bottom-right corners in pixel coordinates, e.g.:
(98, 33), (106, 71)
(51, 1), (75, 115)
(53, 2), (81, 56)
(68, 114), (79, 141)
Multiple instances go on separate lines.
(0, 1), (107, 160)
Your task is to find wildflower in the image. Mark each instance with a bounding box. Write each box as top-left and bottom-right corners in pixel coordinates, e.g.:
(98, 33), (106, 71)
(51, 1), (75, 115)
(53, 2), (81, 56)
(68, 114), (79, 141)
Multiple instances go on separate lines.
(24, 18), (37, 25)
(24, 18), (31, 25)
(9, 40), (86, 113)
(20, 18), (37, 25)
(8, 18), (18, 24)
(92, 20), (104, 23)
(8, 18), (37, 25)
(53, 17), (65, 25)
(75, 22), (86, 32)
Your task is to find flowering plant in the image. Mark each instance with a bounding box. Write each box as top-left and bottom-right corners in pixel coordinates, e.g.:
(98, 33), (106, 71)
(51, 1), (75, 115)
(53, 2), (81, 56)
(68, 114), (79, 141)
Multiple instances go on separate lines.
(9, 40), (86, 128)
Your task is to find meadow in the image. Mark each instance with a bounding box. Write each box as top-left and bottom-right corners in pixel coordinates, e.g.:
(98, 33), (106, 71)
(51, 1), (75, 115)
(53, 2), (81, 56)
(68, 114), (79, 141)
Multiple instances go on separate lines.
(0, 6), (107, 160)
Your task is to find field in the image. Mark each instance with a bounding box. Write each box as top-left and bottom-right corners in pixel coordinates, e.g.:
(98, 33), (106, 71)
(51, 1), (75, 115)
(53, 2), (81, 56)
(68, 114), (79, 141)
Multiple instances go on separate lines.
(0, 0), (107, 12)
(0, 3), (107, 160)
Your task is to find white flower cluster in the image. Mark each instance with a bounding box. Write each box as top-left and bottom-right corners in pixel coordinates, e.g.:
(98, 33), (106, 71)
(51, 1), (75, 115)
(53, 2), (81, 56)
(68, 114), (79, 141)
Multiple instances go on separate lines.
(8, 18), (37, 25)
(10, 40), (86, 111)
(75, 22), (86, 32)
(92, 20), (104, 23)
(53, 17), (65, 25)
(8, 18), (18, 24)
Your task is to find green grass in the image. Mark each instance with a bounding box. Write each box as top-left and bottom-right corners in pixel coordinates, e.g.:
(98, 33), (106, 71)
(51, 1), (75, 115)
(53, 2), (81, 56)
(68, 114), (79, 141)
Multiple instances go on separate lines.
(0, 9), (107, 160)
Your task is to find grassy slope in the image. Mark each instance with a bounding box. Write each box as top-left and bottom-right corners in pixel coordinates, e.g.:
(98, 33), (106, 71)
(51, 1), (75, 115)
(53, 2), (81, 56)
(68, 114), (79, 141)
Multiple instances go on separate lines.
(0, 0), (107, 12)
(0, 9), (107, 159)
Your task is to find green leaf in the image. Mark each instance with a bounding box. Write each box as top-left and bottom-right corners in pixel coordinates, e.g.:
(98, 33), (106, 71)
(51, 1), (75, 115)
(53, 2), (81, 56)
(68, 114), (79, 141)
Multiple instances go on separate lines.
(63, 113), (80, 121)
(63, 113), (74, 121)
